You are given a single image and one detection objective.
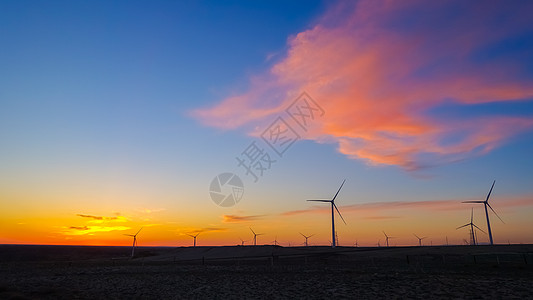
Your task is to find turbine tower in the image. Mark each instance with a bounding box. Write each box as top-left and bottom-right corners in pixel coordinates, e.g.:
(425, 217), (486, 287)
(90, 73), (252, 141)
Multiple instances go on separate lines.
(307, 179), (347, 248)
(299, 232), (314, 247)
(383, 231), (394, 247)
(250, 227), (264, 246)
(124, 227), (143, 258)
(413, 234), (427, 246)
(462, 180), (504, 245)
(187, 233), (199, 247)
(456, 208), (485, 245)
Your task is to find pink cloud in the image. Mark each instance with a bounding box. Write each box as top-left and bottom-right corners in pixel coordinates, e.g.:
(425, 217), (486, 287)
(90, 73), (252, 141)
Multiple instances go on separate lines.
(191, 0), (533, 170)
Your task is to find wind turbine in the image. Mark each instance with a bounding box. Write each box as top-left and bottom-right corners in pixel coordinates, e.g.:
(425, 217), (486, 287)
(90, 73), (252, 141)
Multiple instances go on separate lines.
(271, 236), (279, 246)
(413, 234), (427, 246)
(307, 179), (347, 248)
(462, 180), (504, 245)
(250, 227), (264, 246)
(456, 208), (485, 245)
(187, 233), (199, 247)
(124, 227), (143, 258)
(238, 237), (247, 246)
(383, 231), (394, 247)
(299, 233), (314, 247)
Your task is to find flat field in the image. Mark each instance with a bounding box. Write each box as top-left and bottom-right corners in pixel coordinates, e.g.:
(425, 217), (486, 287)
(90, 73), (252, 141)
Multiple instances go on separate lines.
(1, 244), (532, 299)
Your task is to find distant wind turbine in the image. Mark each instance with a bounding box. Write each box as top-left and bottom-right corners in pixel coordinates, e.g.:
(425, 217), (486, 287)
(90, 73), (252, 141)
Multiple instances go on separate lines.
(383, 231), (394, 247)
(250, 227), (264, 246)
(456, 208), (485, 245)
(124, 227), (143, 258)
(187, 233), (199, 247)
(307, 179), (347, 248)
(462, 180), (504, 245)
(238, 237), (247, 246)
(299, 233), (314, 247)
(413, 234), (427, 246)
(271, 236), (279, 246)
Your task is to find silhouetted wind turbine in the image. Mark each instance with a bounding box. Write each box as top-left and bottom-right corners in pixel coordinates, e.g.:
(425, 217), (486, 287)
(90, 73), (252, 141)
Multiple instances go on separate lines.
(187, 233), (199, 247)
(456, 208), (485, 245)
(307, 179), (347, 248)
(250, 227), (264, 246)
(462, 180), (504, 245)
(271, 236), (279, 246)
(299, 232), (314, 247)
(383, 231), (394, 247)
(124, 227), (143, 258)
(413, 234), (427, 246)
(238, 237), (247, 246)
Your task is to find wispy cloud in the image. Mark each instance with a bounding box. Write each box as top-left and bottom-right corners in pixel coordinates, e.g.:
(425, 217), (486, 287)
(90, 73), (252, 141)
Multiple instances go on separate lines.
(64, 226), (131, 236)
(76, 214), (128, 223)
(184, 227), (228, 235)
(222, 214), (264, 223)
(191, 0), (533, 171)
(281, 196), (533, 217)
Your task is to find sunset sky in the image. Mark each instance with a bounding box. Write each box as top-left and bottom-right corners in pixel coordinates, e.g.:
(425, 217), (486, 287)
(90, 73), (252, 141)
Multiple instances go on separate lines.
(1, 0), (533, 247)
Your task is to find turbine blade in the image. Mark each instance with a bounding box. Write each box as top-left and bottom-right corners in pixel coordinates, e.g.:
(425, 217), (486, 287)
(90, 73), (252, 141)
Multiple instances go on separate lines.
(456, 224), (469, 229)
(462, 201), (484, 203)
(307, 199), (331, 202)
(487, 203), (505, 224)
(299, 232), (305, 237)
(135, 227), (143, 236)
(470, 208), (474, 223)
(413, 234), (420, 239)
(485, 180), (495, 203)
(333, 203), (346, 224)
(249, 227), (255, 235)
(472, 224), (486, 234)
(383, 231), (388, 238)
(332, 179), (346, 202)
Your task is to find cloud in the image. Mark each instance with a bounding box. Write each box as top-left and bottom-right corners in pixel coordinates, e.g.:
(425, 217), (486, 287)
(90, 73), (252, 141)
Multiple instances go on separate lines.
(191, 0), (533, 170)
(64, 226), (131, 236)
(281, 195), (533, 217)
(76, 214), (127, 222)
(222, 214), (264, 223)
(185, 227), (228, 235)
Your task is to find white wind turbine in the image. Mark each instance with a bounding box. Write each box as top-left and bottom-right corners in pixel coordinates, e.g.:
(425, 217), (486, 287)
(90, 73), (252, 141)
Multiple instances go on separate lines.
(413, 234), (427, 246)
(462, 180), (504, 245)
(250, 227), (264, 246)
(187, 233), (199, 247)
(307, 179), (347, 248)
(299, 232), (314, 247)
(456, 207), (485, 245)
(124, 227), (143, 258)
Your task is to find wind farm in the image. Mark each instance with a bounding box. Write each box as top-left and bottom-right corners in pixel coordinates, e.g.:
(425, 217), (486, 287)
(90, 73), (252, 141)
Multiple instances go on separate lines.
(2, 0), (533, 298)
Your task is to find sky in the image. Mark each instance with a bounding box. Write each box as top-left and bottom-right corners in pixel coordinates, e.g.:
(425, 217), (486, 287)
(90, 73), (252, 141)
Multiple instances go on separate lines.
(1, 0), (533, 247)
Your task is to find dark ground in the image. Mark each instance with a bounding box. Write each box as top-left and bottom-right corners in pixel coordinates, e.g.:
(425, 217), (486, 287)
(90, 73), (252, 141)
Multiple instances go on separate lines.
(1, 244), (533, 299)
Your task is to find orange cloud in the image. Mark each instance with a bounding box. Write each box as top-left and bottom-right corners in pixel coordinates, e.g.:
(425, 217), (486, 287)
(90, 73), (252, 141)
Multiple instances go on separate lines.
(222, 214), (264, 223)
(63, 225), (131, 236)
(192, 0), (533, 170)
